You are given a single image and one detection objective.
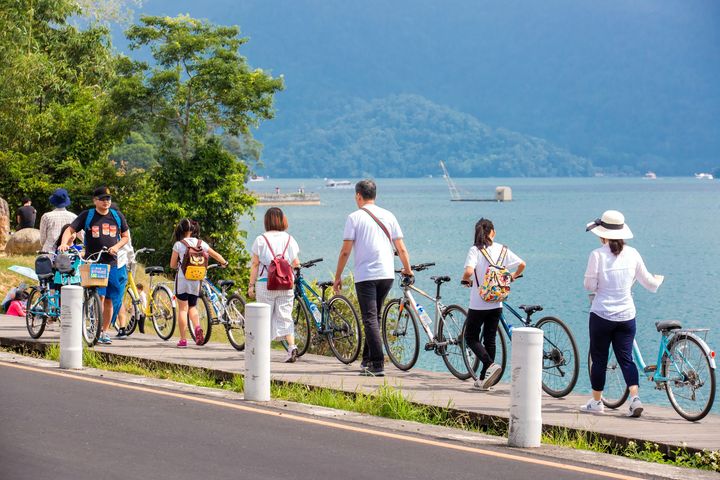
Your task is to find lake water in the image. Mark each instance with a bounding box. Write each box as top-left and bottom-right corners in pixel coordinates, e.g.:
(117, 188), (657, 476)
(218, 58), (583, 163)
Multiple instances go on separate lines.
(244, 177), (719, 410)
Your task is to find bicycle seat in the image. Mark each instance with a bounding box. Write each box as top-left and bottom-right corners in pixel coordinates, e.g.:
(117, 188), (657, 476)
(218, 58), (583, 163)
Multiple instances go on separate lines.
(145, 266), (164, 275)
(519, 304), (543, 315)
(219, 280), (235, 289)
(655, 320), (682, 332)
(431, 276), (451, 285)
(37, 273), (54, 281)
(317, 281), (334, 288)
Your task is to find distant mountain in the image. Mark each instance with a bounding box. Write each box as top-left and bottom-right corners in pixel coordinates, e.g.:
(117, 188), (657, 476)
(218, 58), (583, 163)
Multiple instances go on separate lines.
(117, 0), (720, 176)
(261, 94), (593, 177)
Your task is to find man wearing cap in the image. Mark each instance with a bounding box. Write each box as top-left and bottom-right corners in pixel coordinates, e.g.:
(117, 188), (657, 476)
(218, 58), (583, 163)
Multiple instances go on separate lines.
(39, 188), (80, 254)
(60, 186), (130, 345)
(16, 197), (36, 229)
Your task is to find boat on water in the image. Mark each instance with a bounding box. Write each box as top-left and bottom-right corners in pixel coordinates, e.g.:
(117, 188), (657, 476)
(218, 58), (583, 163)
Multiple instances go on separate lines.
(325, 179), (353, 189)
(644, 171), (657, 179)
(248, 175), (266, 182)
(695, 173), (714, 180)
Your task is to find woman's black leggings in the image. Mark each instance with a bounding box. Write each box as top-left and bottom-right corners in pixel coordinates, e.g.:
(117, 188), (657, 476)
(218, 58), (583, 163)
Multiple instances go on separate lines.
(588, 312), (639, 391)
(463, 307), (503, 379)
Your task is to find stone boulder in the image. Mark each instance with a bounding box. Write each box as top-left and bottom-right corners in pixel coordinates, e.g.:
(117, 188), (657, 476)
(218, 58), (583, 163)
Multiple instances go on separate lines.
(5, 228), (41, 255)
(0, 197), (9, 252)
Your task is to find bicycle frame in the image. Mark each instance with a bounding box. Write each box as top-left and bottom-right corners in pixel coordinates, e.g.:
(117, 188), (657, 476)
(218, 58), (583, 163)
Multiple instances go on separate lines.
(295, 275), (328, 332)
(399, 282), (445, 342)
(498, 303), (530, 338)
(201, 278), (225, 320)
(632, 331), (717, 385)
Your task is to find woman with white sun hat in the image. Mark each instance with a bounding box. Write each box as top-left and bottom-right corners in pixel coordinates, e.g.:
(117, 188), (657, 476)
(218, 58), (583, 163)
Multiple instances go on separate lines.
(581, 210), (664, 418)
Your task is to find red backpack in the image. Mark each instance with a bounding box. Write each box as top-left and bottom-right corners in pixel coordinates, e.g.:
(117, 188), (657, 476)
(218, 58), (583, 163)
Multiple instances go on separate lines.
(261, 234), (294, 290)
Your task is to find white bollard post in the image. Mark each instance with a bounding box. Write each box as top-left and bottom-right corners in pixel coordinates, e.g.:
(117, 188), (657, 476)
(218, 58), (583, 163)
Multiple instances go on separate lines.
(244, 302), (271, 401)
(59, 285), (83, 369)
(508, 327), (543, 447)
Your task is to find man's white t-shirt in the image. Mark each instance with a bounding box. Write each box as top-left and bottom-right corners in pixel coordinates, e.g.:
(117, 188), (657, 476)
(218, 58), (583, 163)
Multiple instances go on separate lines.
(465, 243), (523, 310)
(343, 204), (403, 282)
(251, 231), (300, 281)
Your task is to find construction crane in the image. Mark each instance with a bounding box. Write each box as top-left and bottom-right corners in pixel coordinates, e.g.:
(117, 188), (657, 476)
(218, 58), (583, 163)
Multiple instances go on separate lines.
(439, 160), (462, 201)
(439, 161), (512, 202)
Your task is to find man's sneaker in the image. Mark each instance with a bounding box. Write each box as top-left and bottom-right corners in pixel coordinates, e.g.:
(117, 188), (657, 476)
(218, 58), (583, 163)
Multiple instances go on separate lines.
(579, 398), (604, 415)
(627, 396), (644, 418)
(473, 378), (491, 391)
(194, 326), (204, 345)
(285, 346), (298, 363)
(177, 338), (187, 348)
(359, 365), (385, 377)
(480, 363), (502, 390)
(97, 333), (112, 345)
(115, 328), (128, 339)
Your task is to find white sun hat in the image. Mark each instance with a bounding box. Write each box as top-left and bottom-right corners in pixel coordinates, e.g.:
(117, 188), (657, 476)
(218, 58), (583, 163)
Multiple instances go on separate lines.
(585, 210), (633, 240)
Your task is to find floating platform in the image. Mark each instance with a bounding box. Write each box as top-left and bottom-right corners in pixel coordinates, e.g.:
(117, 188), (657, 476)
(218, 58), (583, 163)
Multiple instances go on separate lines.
(255, 192), (320, 206)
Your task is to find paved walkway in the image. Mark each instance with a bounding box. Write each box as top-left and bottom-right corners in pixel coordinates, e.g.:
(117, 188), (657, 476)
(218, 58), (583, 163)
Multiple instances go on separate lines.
(1, 314), (717, 451)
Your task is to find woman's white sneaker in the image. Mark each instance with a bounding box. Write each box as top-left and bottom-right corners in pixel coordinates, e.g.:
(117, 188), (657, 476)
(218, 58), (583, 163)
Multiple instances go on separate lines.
(579, 399), (604, 414)
(627, 396), (644, 417)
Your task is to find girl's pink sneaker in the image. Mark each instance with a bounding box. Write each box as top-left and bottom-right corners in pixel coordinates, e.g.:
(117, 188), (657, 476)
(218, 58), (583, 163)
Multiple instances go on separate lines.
(177, 338), (187, 348)
(194, 326), (204, 345)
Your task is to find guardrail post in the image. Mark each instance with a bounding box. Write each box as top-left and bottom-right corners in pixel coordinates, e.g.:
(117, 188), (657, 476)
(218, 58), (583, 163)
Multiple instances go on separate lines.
(60, 285), (83, 369)
(244, 302), (271, 401)
(508, 327), (543, 448)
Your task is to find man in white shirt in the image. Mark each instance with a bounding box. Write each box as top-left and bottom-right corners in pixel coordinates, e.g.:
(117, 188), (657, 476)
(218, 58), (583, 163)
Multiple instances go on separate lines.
(333, 179), (412, 376)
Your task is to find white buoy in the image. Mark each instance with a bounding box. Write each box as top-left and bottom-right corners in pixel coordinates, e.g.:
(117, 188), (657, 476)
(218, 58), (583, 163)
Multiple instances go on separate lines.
(244, 302), (271, 401)
(508, 327), (543, 447)
(59, 285), (83, 369)
(495, 186), (512, 201)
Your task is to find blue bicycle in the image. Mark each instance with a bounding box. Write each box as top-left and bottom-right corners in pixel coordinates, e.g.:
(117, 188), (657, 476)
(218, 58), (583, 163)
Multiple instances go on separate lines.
(292, 258), (362, 364)
(590, 321), (716, 421)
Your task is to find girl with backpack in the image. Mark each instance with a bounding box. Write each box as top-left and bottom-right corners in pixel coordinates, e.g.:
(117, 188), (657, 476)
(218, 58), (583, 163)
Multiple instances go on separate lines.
(170, 218), (228, 348)
(248, 208), (301, 362)
(581, 210), (663, 417)
(460, 218), (525, 391)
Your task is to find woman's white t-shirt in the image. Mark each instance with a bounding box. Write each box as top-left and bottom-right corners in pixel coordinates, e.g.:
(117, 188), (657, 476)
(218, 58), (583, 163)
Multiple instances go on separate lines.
(251, 231), (300, 282)
(465, 242), (523, 310)
(173, 237), (210, 296)
(584, 244), (663, 322)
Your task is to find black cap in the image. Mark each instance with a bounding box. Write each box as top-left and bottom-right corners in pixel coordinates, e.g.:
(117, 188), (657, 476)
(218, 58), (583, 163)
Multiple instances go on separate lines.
(93, 186), (111, 199)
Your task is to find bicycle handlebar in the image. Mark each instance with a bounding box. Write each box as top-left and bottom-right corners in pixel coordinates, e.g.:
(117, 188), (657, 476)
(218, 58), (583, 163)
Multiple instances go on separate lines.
(83, 247), (109, 264)
(394, 262), (435, 274)
(299, 258), (323, 269)
(135, 247), (155, 255)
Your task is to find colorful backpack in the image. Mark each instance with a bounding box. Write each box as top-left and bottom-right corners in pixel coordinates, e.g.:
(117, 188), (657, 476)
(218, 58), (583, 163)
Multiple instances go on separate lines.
(181, 239), (209, 281)
(474, 246), (513, 303)
(262, 234), (294, 290)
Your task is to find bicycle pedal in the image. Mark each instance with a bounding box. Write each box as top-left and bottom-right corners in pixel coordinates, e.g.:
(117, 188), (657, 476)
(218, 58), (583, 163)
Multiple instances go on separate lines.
(424, 342), (435, 351)
(644, 365), (657, 373)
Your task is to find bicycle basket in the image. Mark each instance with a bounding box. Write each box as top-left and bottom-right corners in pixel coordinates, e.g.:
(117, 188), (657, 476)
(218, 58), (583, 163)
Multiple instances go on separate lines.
(79, 263), (110, 287)
(34, 255), (54, 280)
(53, 253), (76, 274)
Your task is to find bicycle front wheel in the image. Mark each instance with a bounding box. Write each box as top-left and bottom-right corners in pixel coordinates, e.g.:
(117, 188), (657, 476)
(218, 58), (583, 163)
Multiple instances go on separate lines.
(381, 299), (419, 371)
(663, 334), (716, 421)
(292, 299), (312, 357)
(438, 304), (470, 380)
(327, 295), (362, 364)
(151, 285), (176, 340)
(224, 294), (246, 351)
(588, 348), (629, 409)
(189, 294), (212, 345)
(25, 287), (48, 339)
(82, 289), (102, 346)
(462, 322), (507, 385)
(536, 316), (580, 398)
(115, 288), (139, 336)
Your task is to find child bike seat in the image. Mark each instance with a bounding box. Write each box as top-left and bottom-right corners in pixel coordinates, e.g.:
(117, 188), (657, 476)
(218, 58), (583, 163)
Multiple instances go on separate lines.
(145, 266), (165, 275)
(219, 280), (235, 289)
(655, 320), (682, 332)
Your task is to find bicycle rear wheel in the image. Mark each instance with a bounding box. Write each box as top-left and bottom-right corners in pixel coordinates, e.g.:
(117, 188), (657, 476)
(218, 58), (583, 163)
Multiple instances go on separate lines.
(462, 323), (507, 385)
(25, 287), (48, 339)
(82, 289), (102, 346)
(438, 304), (470, 380)
(536, 316), (580, 398)
(327, 295), (362, 364)
(663, 334), (716, 421)
(224, 294), (246, 351)
(381, 298), (419, 371)
(151, 285), (176, 340)
(588, 348), (629, 409)
(189, 294), (212, 345)
(292, 299), (312, 357)
(114, 288), (139, 336)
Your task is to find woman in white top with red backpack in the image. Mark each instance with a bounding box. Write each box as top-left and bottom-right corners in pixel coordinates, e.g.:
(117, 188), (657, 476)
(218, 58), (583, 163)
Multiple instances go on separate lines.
(581, 210), (663, 417)
(170, 219), (228, 348)
(461, 218), (525, 391)
(248, 208), (301, 363)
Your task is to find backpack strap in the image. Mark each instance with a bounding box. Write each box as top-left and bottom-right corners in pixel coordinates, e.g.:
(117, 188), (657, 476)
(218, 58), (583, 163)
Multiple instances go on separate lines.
(280, 234), (291, 257)
(497, 246), (508, 266)
(83, 208), (122, 248)
(480, 247), (497, 266)
(360, 207), (398, 255)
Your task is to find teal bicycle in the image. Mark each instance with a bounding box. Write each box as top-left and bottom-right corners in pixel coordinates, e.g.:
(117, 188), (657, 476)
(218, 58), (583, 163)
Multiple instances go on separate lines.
(589, 320), (716, 421)
(291, 258), (362, 364)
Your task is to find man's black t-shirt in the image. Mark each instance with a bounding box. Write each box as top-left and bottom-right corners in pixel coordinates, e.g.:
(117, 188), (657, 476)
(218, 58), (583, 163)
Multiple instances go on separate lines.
(70, 209), (129, 266)
(17, 205), (36, 229)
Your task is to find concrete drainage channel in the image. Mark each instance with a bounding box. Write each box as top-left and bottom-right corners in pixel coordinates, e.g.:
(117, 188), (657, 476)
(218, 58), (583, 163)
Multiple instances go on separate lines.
(0, 336), (713, 471)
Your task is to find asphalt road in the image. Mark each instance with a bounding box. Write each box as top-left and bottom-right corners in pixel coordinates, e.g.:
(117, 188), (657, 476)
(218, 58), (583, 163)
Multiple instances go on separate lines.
(0, 362), (643, 480)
